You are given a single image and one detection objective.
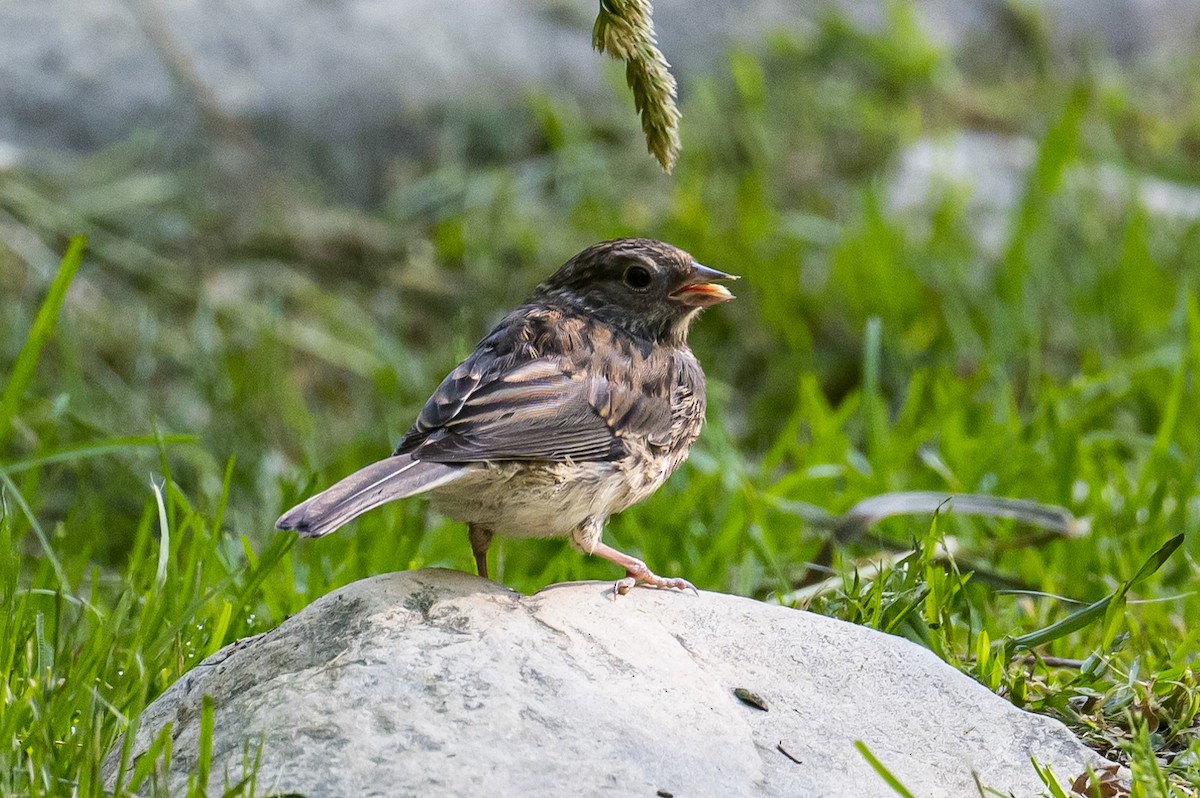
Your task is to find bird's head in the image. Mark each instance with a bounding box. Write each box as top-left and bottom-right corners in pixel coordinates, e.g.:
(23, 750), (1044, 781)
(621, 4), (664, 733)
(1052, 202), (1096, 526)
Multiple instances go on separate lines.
(534, 238), (737, 345)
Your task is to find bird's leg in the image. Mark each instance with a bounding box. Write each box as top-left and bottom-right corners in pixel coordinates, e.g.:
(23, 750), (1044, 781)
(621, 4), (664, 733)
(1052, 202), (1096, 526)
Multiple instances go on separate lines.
(569, 522), (696, 595)
(588, 542), (697, 595)
(468, 524), (494, 579)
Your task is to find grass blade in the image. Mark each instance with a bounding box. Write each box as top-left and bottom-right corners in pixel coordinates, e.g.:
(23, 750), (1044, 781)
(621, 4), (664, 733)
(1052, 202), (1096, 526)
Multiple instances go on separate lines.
(855, 740), (917, 798)
(1004, 534), (1184, 655)
(194, 694), (216, 796)
(0, 235), (85, 449)
(152, 478), (171, 588)
(0, 467), (72, 596)
(0, 434), (196, 474)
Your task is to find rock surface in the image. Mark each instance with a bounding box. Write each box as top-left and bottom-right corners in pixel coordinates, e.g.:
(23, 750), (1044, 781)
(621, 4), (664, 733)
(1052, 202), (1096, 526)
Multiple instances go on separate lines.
(105, 568), (1112, 797)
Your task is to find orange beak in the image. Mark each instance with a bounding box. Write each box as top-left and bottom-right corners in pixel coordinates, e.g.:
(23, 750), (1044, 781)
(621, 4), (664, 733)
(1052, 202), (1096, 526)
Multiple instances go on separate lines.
(670, 262), (738, 308)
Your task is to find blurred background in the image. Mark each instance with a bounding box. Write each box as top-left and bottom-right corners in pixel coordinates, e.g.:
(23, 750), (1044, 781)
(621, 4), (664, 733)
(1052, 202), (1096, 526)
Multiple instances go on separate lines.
(2, 0), (1200, 787)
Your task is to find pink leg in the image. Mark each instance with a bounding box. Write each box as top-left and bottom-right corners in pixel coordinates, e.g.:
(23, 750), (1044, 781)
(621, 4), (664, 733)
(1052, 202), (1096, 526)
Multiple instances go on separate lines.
(586, 541), (697, 596)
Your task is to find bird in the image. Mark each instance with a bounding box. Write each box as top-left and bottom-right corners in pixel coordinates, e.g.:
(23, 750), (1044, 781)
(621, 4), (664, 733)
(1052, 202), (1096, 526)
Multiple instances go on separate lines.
(275, 238), (736, 593)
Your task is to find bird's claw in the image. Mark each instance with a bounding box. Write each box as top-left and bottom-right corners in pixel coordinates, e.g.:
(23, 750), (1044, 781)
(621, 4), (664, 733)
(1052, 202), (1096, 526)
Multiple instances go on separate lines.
(612, 571), (697, 596)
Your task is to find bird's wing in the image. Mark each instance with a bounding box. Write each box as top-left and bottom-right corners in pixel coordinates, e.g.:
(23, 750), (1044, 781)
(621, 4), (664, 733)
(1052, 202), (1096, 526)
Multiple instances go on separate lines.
(394, 318), (675, 464)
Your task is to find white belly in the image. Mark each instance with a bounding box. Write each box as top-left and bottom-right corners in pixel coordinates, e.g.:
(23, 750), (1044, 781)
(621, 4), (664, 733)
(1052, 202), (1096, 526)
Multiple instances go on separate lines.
(429, 455), (667, 538)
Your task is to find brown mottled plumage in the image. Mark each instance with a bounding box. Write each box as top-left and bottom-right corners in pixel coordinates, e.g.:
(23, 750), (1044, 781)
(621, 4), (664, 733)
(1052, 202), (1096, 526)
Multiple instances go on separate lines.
(276, 238), (736, 593)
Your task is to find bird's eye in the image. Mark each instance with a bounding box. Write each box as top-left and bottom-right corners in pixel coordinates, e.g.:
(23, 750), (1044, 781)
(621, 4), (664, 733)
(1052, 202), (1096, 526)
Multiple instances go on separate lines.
(623, 265), (653, 290)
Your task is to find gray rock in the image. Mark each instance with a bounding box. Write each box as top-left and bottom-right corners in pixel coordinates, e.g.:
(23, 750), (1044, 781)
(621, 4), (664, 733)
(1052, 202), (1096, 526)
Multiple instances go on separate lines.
(888, 132), (1038, 255)
(888, 131), (1200, 255)
(104, 568), (1114, 797)
(919, 0), (1200, 60)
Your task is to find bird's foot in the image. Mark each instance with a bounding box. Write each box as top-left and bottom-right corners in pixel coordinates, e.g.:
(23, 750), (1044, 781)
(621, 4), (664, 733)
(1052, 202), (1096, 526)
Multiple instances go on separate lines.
(613, 563), (698, 596)
(575, 538), (697, 597)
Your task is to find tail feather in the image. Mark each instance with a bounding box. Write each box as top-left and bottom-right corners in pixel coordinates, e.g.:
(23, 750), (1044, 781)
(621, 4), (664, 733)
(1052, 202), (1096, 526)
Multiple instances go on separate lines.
(276, 455), (465, 538)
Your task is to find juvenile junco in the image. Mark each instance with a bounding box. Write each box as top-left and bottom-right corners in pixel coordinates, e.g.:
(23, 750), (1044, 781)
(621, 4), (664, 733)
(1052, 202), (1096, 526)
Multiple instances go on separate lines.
(276, 238), (736, 593)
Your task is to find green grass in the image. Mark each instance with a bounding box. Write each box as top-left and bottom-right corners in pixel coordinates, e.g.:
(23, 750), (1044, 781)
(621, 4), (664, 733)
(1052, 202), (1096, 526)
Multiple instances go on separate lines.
(2, 6), (1199, 795)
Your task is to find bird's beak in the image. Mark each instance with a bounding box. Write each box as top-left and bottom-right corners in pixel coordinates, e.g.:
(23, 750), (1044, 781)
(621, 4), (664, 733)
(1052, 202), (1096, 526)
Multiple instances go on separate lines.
(671, 262), (738, 307)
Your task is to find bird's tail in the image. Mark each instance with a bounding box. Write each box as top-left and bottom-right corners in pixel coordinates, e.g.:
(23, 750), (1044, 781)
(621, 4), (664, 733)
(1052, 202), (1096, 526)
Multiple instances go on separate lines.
(275, 454), (465, 538)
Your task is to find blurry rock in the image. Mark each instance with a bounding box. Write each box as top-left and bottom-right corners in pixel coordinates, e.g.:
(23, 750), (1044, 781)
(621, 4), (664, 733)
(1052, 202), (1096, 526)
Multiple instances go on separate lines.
(888, 131), (1200, 253)
(1096, 163), (1200, 220)
(2, 0), (1199, 201)
(888, 132), (1037, 254)
(0, 140), (22, 170)
(103, 568), (1112, 797)
(919, 0), (1200, 60)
